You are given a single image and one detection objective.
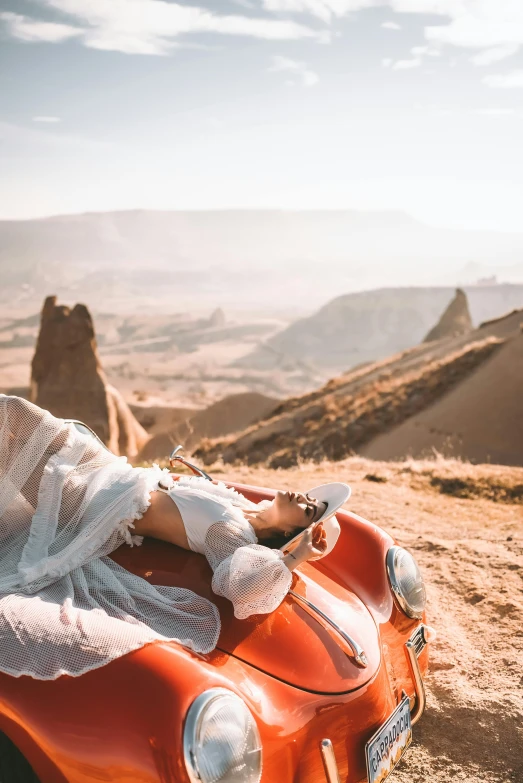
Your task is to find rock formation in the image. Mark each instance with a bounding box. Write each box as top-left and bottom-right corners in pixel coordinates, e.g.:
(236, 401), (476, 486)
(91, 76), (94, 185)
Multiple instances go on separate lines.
(30, 296), (148, 458)
(423, 288), (473, 343)
(208, 307), (226, 328)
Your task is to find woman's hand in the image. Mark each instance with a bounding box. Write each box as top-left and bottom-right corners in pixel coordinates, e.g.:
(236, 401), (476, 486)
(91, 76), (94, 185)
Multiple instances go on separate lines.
(311, 522), (328, 555)
(282, 523), (327, 571)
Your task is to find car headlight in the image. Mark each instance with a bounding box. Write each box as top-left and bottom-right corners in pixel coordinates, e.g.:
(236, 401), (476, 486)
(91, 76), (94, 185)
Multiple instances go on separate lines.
(386, 546), (426, 619)
(184, 688), (262, 783)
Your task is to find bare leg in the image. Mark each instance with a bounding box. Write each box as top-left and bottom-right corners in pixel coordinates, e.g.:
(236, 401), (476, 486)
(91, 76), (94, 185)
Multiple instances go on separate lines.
(133, 490), (190, 550)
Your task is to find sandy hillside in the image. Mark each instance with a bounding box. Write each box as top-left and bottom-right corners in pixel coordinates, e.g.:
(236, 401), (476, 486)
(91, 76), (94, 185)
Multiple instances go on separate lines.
(362, 329), (523, 465)
(184, 456), (522, 783)
(196, 309), (523, 468)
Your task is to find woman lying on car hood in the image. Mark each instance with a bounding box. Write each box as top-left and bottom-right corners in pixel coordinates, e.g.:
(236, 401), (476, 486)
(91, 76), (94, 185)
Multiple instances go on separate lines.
(0, 395), (348, 680)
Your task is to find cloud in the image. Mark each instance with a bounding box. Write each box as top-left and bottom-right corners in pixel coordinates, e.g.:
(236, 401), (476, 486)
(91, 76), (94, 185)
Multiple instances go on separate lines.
(411, 44), (440, 57)
(385, 43), (439, 70)
(483, 70), (523, 89)
(470, 44), (519, 66)
(476, 108), (519, 116)
(0, 11), (82, 42)
(264, 1), (523, 55)
(2, 1), (323, 56)
(32, 116), (62, 122)
(7, 0), (523, 65)
(263, 0), (334, 24)
(269, 54), (319, 86)
(0, 120), (108, 152)
(423, 10), (523, 50)
(381, 21), (401, 30)
(392, 57), (421, 69)
(383, 43), (439, 72)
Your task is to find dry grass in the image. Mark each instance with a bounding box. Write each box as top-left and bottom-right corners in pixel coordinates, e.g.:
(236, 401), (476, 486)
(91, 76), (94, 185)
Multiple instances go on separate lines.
(393, 458), (523, 504)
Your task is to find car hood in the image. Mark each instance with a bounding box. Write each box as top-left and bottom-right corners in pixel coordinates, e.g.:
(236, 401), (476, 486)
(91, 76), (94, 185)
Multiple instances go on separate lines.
(111, 539), (381, 694)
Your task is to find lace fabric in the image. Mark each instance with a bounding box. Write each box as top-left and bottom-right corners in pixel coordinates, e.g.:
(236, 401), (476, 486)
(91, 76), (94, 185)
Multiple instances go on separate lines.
(0, 395), (292, 680)
(205, 519), (292, 620)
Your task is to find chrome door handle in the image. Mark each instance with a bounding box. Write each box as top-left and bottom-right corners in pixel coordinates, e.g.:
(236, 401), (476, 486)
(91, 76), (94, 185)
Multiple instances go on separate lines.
(289, 589), (368, 668)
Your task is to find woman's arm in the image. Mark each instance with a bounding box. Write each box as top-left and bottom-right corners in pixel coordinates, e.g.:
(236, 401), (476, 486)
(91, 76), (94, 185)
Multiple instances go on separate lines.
(204, 518), (295, 619)
(281, 523), (328, 571)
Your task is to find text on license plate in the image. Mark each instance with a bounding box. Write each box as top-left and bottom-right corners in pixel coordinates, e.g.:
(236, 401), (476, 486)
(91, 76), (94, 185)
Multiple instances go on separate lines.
(365, 697), (412, 783)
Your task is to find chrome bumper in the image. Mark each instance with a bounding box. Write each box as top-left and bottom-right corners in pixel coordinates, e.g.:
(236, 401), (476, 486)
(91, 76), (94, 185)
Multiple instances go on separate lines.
(320, 623), (430, 782)
(321, 739), (342, 783)
(405, 623), (428, 725)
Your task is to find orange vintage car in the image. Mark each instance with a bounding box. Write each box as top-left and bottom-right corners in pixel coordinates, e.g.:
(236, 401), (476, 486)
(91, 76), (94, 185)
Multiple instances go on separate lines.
(0, 427), (433, 783)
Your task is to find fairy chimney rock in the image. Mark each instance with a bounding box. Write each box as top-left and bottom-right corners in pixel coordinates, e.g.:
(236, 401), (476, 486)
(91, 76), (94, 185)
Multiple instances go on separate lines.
(31, 296), (148, 458)
(208, 307), (226, 328)
(423, 288), (473, 343)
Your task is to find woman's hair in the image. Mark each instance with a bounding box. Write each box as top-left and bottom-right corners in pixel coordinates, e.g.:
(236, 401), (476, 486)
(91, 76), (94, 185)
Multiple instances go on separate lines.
(261, 526), (305, 551)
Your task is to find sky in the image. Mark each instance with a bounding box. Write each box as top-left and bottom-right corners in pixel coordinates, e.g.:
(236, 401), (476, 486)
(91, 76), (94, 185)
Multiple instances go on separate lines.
(1, 0), (523, 231)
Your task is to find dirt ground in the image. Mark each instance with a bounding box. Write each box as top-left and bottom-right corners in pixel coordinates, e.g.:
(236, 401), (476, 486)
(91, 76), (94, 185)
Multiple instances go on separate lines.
(201, 456), (523, 783)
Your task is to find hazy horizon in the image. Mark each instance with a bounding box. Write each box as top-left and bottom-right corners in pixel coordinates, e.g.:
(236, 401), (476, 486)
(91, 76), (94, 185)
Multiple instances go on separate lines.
(2, 210), (523, 319)
(3, 206), (523, 238)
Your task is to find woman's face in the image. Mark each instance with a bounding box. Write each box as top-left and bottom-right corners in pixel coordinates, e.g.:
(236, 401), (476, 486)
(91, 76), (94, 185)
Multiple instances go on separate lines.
(270, 490), (327, 535)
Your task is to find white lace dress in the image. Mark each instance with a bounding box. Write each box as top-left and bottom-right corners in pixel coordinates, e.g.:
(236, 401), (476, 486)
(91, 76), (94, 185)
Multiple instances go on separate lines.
(0, 395), (291, 680)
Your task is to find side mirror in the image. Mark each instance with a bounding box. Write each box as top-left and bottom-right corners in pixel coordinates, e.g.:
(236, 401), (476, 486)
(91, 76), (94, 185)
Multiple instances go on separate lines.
(168, 445), (213, 481)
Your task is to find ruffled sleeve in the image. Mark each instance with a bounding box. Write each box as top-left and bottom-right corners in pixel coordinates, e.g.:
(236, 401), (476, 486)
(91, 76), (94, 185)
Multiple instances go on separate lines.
(204, 517), (292, 620)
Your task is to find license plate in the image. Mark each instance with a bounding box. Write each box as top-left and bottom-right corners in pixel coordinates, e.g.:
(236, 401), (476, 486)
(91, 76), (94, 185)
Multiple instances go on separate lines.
(365, 696), (412, 783)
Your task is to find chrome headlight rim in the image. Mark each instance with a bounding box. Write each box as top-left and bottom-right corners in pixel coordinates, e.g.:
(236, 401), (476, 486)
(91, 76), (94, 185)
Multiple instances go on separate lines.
(183, 687), (262, 783)
(386, 545), (426, 620)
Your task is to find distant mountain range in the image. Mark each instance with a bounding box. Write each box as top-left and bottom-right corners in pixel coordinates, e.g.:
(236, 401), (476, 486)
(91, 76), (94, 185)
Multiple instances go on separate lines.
(1, 210), (523, 313)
